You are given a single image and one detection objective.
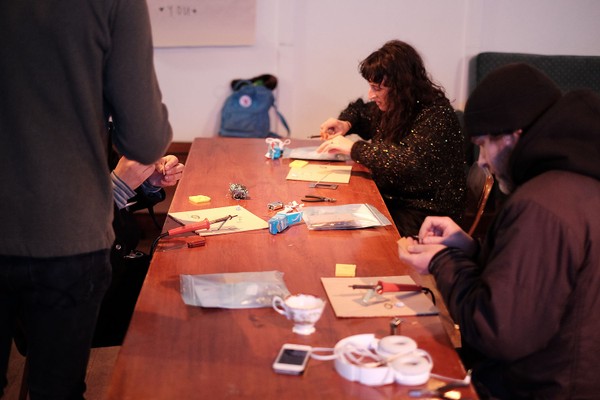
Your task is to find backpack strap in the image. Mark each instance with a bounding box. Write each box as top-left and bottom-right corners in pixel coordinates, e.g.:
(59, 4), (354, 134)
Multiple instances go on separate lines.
(272, 103), (290, 137)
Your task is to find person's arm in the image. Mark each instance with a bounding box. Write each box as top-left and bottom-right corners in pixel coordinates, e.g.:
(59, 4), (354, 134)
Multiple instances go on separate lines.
(104, 0), (172, 164)
(431, 200), (578, 361)
(111, 155), (184, 209)
(338, 98), (381, 140)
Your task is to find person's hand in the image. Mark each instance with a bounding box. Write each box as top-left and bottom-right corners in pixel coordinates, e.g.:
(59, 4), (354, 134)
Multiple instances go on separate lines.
(147, 155), (185, 187)
(319, 118), (351, 139)
(113, 156), (156, 190)
(397, 236), (446, 275)
(315, 135), (354, 155)
(418, 216), (477, 257)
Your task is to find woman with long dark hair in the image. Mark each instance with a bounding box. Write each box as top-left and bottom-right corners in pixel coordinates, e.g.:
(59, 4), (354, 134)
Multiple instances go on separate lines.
(317, 40), (466, 235)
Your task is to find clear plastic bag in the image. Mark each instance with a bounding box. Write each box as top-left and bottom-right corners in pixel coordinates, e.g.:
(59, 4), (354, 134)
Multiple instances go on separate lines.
(180, 270), (290, 309)
(302, 204), (392, 230)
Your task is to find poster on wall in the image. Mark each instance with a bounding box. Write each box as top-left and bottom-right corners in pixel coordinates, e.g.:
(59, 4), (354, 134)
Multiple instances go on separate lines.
(147, 0), (256, 47)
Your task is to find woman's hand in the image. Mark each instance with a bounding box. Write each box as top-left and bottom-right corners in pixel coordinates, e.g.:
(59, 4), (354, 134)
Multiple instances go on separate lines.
(315, 135), (354, 155)
(319, 118), (351, 139)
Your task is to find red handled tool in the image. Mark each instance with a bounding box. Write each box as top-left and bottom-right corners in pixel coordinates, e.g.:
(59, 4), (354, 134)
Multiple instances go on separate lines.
(150, 215), (236, 255)
(350, 280), (435, 305)
(349, 281), (424, 294)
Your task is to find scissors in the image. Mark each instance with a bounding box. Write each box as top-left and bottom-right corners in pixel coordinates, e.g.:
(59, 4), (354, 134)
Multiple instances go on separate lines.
(301, 195), (336, 202)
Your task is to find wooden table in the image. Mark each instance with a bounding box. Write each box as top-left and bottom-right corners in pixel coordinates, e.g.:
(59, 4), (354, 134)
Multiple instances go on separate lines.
(107, 138), (476, 399)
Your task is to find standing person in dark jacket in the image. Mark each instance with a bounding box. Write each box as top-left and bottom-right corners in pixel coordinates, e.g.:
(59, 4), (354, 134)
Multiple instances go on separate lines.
(316, 40), (466, 236)
(0, 0), (172, 398)
(398, 63), (600, 399)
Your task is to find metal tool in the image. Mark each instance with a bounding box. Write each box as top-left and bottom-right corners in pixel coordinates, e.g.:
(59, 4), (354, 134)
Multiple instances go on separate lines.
(408, 377), (472, 399)
(308, 182), (338, 189)
(390, 317), (403, 335)
(301, 195), (336, 202)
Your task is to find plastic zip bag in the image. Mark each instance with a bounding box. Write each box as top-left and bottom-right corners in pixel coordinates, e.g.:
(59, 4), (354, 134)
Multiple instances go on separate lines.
(302, 204), (392, 230)
(180, 270), (290, 309)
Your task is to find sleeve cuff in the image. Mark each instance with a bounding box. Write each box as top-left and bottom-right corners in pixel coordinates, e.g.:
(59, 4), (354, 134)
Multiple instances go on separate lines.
(111, 171), (136, 209)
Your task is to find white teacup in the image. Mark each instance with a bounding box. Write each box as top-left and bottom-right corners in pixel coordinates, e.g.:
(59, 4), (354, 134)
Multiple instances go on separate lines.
(272, 294), (326, 335)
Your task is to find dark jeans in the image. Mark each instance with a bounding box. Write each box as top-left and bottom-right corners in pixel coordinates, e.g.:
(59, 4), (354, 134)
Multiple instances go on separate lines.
(0, 250), (111, 400)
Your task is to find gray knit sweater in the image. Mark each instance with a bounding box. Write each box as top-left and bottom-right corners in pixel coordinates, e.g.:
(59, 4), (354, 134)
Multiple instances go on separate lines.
(0, 0), (172, 257)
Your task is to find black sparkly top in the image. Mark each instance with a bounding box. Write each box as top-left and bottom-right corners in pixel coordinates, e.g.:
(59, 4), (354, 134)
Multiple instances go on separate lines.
(341, 98), (466, 220)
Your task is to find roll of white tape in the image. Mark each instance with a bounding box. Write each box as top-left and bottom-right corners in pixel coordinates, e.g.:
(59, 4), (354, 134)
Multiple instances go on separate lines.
(377, 335), (417, 358)
(333, 334), (396, 386)
(390, 349), (433, 386)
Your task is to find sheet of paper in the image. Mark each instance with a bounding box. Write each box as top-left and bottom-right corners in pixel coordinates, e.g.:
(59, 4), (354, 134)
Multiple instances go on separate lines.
(286, 164), (352, 184)
(286, 146), (350, 161)
(321, 276), (439, 318)
(168, 205), (268, 236)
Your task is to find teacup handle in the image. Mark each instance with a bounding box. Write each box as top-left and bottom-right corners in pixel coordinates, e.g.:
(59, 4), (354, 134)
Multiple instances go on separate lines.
(272, 296), (288, 316)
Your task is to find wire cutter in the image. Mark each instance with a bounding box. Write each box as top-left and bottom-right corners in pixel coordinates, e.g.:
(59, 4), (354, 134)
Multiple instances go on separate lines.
(301, 195), (336, 202)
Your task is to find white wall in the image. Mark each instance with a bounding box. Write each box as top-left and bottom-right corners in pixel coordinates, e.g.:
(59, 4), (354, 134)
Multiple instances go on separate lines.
(153, 0), (600, 142)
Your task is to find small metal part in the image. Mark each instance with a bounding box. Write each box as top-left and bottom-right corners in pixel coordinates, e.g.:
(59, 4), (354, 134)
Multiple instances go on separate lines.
(390, 318), (403, 335)
(229, 183), (249, 200)
(268, 201), (284, 211)
(308, 183), (338, 190)
(360, 289), (376, 305)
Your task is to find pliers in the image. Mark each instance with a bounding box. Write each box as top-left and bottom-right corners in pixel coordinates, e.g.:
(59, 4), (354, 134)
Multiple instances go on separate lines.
(301, 195), (336, 202)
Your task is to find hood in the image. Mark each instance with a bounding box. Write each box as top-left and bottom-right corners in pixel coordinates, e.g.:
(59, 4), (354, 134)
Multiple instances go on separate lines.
(510, 89), (600, 186)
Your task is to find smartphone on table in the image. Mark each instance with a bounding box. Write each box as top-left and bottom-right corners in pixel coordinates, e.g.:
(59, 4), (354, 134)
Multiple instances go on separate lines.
(272, 344), (312, 375)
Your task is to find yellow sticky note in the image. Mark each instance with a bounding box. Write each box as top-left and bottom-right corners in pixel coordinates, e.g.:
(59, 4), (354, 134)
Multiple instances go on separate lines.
(335, 264), (356, 277)
(188, 195), (211, 204)
(289, 160), (308, 169)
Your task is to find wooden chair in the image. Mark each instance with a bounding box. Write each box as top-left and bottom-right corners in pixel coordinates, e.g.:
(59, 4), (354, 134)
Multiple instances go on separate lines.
(465, 162), (494, 236)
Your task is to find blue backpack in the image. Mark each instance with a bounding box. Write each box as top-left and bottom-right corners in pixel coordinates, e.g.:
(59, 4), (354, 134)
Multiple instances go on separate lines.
(219, 75), (290, 138)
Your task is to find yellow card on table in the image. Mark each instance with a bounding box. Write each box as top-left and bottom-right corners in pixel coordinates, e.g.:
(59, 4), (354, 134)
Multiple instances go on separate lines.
(286, 164), (352, 184)
(289, 160), (308, 168)
(335, 264), (356, 277)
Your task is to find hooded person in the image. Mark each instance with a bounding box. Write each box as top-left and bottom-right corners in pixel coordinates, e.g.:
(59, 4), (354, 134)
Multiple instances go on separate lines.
(398, 63), (600, 399)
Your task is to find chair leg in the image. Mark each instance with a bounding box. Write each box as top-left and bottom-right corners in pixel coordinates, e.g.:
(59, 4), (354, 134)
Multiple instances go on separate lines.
(19, 356), (28, 400)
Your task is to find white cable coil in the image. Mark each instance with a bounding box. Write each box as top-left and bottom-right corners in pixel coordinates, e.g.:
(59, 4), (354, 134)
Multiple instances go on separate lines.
(389, 349), (433, 385)
(310, 333), (433, 387)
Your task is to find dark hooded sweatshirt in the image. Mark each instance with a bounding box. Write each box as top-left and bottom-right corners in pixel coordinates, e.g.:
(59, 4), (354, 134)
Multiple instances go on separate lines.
(429, 90), (600, 399)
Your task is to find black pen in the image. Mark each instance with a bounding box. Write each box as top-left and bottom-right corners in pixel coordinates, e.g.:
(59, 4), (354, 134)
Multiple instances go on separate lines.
(307, 135), (321, 139)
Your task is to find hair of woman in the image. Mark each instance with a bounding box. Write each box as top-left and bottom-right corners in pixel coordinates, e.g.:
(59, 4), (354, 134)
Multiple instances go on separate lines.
(359, 40), (447, 142)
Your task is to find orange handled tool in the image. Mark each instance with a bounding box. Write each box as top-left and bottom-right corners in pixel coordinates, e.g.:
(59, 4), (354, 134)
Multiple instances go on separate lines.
(166, 218), (210, 236)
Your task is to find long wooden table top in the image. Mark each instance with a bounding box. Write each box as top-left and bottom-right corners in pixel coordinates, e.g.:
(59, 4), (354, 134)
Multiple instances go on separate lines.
(107, 138), (476, 399)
